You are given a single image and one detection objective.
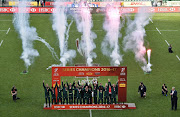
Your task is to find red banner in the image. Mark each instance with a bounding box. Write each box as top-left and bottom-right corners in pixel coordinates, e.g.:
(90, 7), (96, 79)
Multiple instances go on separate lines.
(52, 66), (127, 102)
(51, 104), (128, 110)
(0, 7), (180, 14)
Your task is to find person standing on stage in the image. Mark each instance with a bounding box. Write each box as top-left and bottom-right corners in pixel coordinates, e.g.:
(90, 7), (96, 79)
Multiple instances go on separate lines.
(108, 79), (112, 103)
(62, 80), (68, 104)
(104, 83), (109, 104)
(170, 87), (178, 110)
(162, 84), (168, 96)
(73, 82), (78, 104)
(67, 81), (74, 104)
(98, 83), (104, 104)
(83, 86), (90, 104)
(138, 82), (146, 98)
(93, 80), (98, 104)
(43, 80), (50, 107)
(11, 86), (20, 101)
(88, 84), (93, 104)
(55, 82), (63, 104)
(76, 86), (82, 104)
(50, 87), (56, 105)
(111, 84), (117, 104)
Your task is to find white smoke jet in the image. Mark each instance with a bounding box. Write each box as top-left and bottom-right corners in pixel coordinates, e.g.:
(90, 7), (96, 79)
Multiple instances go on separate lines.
(123, 8), (152, 72)
(73, 2), (97, 66)
(35, 37), (59, 61)
(13, 0), (39, 69)
(14, 0), (59, 70)
(102, 6), (123, 66)
(52, 0), (76, 67)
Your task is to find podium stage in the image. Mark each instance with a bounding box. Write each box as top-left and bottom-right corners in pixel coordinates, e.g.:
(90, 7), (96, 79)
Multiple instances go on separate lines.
(43, 103), (136, 110)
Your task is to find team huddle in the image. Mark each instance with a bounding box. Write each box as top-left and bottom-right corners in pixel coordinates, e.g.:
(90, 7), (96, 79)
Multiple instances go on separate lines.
(43, 79), (118, 107)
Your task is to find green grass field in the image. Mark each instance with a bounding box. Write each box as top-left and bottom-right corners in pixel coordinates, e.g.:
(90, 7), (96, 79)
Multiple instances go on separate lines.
(0, 13), (180, 117)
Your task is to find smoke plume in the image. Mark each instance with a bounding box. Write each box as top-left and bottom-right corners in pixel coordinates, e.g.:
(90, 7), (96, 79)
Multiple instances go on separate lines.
(13, 0), (39, 69)
(73, 2), (97, 66)
(102, 6), (123, 66)
(123, 8), (151, 72)
(52, 0), (76, 66)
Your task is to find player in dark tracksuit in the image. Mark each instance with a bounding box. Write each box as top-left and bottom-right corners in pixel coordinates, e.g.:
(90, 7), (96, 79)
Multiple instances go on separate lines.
(43, 81), (51, 107)
(67, 81), (75, 104)
(104, 83), (109, 104)
(73, 82), (78, 104)
(98, 83), (104, 104)
(76, 86), (82, 104)
(83, 86), (90, 104)
(78, 80), (88, 101)
(50, 87), (56, 105)
(111, 84), (117, 104)
(88, 85), (93, 104)
(93, 82), (98, 104)
(55, 82), (63, 104)
(62, 81), (68, 104)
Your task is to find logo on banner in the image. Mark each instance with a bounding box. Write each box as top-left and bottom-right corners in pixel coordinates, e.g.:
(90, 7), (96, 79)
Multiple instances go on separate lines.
(122, 105), (126, 108)
(53, 68), (59, 76)
(169, 7), (175, 11)
(95, 72), (100, 75)
(78, 72), (84, 75)
(120, 68), (126, 75)
(120, 78), (126, 81)
(86, 72), (93, 75)
(119, 84), (126, 87)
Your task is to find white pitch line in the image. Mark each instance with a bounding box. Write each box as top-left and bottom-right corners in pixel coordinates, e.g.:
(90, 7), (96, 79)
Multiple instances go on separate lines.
(156, 27), (161, 34)
(12, 18), (16, 23)
(146, 30), (178, 32)
(89, 109), (92, 117)
(165, 40), (170, 46)
(6, 28), (10, 35)
(0, 40), (3, 47)
(149, 18), (153, 23)
(176, 55), (180, 61)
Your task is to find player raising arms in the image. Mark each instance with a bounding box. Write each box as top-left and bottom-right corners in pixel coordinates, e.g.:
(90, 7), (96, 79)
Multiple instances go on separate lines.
(92, 78), (98, 104)
(67, 80), (75, 104)
(55, 82), (63, 104)
(62, 80), (68, 104)
(50, 86), (56, 105)
(43, 80), (51, 107)
(98, 83), (104, 104)
(104, 83), (109, 104)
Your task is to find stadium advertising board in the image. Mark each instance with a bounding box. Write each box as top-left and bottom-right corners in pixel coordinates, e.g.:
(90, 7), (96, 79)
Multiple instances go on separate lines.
(124, 1), (152, 7)
(1, 7), (180, 13)
(167, 1), (180, 6)
(51, 104), (128, 110)
(9, 1), (38, 6)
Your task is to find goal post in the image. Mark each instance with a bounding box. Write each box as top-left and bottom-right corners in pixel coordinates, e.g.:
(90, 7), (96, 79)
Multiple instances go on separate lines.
(52, 66), (127, 102)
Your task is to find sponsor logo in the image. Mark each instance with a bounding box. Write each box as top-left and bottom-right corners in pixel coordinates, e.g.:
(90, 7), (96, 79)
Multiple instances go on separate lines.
(78, 72), (84, 75)
(119, 84), (126, 87)
(53, 68), (59, 76)
(86, 72), (93, 75)
(120, 78), (126, 81)
(131, 2), (145, 5)
(122, 105), (127, 108)
(169, 8), (175, 11)
(95, 72), (100, 75)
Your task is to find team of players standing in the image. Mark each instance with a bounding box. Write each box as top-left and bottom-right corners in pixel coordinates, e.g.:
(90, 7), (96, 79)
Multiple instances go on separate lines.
(43, 79), (118, 107)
